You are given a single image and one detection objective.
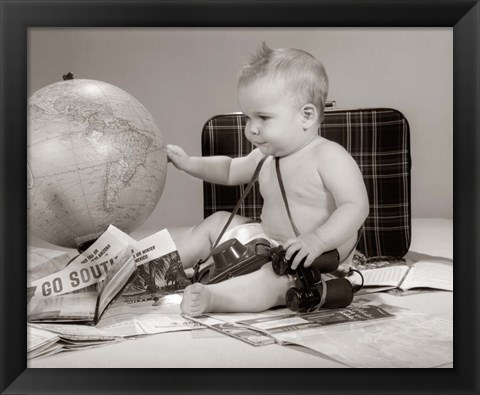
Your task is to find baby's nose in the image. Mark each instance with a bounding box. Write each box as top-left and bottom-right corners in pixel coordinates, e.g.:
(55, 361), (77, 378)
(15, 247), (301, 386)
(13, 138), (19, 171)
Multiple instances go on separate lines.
(248, 123), (260, 135)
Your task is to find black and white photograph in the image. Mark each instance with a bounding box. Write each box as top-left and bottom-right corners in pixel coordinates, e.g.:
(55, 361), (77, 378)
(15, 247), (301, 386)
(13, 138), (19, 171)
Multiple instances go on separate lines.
(25, 25), (454, 368)
(1, 1), (479, 394)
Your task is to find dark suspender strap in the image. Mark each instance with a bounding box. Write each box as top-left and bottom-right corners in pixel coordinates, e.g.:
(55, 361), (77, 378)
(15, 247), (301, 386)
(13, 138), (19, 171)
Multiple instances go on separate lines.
(275, 157), (301, 238)
(192, 156), (267, 280)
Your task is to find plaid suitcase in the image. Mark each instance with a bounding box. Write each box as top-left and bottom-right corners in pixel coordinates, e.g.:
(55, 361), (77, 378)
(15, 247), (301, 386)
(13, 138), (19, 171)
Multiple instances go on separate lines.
(202, 108), (411, 259)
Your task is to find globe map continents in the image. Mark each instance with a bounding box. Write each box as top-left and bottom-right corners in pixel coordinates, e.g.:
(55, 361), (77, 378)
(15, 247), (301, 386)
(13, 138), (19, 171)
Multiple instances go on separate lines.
(28, 78), (167, 249)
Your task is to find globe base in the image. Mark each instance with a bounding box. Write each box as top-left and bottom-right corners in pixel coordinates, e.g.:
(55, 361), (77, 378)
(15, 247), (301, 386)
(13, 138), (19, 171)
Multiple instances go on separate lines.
(77, 238), (98, 253)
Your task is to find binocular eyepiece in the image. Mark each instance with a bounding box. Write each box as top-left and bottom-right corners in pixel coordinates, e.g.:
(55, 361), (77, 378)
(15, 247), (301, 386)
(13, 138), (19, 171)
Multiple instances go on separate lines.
(271, 247), (340, 276)
(270, 247), (354, 312)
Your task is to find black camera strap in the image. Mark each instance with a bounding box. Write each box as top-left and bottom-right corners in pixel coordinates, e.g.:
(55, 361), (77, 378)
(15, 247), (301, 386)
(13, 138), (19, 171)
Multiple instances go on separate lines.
(192, 156), (267, 282)
(274, 157), (300, 237)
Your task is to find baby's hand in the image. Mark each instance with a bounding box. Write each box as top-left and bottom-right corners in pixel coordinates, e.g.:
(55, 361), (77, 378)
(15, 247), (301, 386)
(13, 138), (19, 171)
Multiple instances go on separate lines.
(283, 232), (328, 270)
(166, 144), (190, 171)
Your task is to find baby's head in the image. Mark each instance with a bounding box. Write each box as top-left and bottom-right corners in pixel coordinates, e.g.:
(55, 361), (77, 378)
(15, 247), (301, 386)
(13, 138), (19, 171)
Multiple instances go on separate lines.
(238, 43), (329, 124)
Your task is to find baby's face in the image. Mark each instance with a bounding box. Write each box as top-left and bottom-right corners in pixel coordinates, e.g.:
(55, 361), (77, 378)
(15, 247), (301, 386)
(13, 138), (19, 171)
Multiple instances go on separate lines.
(238, 78), (312, 157)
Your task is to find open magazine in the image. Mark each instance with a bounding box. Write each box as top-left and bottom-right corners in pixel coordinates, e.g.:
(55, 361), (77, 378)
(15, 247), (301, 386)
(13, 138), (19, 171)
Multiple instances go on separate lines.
(27, 226), (191, 324)
(186, 304), (394, 347)
(359, 259), (453, 293)
(184, 292), (453, 368)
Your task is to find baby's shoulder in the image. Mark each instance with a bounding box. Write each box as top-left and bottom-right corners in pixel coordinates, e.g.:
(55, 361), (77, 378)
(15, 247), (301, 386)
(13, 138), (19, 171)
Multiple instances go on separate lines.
(311, 137), (349, 160)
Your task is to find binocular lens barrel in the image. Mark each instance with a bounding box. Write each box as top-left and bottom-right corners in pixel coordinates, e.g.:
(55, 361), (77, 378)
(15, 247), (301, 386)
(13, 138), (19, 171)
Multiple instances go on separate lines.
(286, 287), (319, 312)
(286, 278), (354, 312)
(322, 278), (354, 308)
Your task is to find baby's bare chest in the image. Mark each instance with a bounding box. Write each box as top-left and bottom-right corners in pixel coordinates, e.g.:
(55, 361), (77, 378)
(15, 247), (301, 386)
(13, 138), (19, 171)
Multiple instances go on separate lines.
(258, 158), (336, 240)
(258, 158), (329, 201)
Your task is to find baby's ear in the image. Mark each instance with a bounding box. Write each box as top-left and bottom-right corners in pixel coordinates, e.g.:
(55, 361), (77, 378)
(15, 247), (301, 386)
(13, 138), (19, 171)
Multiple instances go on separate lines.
(301, 104), (318, 129)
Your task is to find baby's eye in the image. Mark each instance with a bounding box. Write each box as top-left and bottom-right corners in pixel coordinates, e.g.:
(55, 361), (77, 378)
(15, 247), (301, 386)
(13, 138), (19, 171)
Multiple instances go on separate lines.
(259, 115), (270, 121)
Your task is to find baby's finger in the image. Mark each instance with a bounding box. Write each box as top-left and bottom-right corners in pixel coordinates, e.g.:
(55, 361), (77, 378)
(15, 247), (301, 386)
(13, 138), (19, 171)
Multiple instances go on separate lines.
(283, 238), (294, 245)
(166, 144), (180, 154)
(285, 242), (301, 261)
(290, 249), (308, 270)
(302, 254), (315, 268)
(282, 238), (297, 250)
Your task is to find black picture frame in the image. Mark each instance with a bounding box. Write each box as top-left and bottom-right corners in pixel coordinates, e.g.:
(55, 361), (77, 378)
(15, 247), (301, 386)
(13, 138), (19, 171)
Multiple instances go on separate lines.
(1, 0), (478, 394)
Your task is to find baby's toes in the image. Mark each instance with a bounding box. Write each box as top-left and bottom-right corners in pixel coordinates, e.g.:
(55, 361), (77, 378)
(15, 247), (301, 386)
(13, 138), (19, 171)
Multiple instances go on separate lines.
(190, 283), (205, 295)
(188, 306), (203, 317)
(180, 300), (195, 315)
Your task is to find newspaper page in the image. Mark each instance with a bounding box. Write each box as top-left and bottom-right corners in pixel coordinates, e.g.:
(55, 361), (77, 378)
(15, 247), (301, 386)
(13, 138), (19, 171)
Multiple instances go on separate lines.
(28, 225), (135, 299)
(27, 294), (198, 359)
(27, 322), (122, 359)
(27, 225), (135, 323)
(29, 322), (121, 342)
(188, 293), (452, 368)
(186, 317), (276, 346)
(237, 305), (393, 333)
(187, 305), (393, 347)
(27, 227), (191, 324)
(400, 260), (453, 291)
(185, 310), (287, 346)
(361, 265), (409, 287)
(27, 325), (60, 359)
(27, 229), (195, 350)
(27, 291), (98, 323)
(95, 247), (136, 321)
(359, 259), (453, 293)
(27, 246), (78, 281)
(272, 311), (453, 368)
(95, 229), (191, 324)
(96, 294), (197, 337)
(261, 293), (452, 368)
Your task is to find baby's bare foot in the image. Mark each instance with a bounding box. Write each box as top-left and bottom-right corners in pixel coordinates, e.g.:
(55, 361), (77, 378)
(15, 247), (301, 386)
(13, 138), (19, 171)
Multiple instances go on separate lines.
(180, 283), (211, 317)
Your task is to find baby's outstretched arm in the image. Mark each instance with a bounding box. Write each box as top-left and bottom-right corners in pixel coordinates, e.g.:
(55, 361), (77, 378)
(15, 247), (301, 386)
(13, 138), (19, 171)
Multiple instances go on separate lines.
(166, 144), (232, 184)
(284, 142), (369, 269)
(166, 144), (265, 185)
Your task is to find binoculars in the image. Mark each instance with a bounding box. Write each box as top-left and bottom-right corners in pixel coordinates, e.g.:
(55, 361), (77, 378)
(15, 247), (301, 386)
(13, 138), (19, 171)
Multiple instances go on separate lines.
(271, 247), (354, 312)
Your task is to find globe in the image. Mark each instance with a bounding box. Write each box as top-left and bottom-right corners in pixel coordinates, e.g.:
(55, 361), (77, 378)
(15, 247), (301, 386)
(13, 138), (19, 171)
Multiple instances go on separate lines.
(27, 78), (167, 249)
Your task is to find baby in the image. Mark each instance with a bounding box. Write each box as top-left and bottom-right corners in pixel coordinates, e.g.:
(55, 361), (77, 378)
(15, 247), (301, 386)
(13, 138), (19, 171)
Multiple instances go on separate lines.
(166, 43), (369, 316)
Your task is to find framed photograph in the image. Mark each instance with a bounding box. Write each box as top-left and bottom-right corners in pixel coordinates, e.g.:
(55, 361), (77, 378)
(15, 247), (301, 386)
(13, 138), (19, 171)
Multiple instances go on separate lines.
(1, 0), (478, 393)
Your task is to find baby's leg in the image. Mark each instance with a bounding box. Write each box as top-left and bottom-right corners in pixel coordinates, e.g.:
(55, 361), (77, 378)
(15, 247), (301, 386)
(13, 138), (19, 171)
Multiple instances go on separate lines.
(336, 233), (359, 274)
(180, 283), (211, 317)
(181, 263), (294, 316)
(168, 211), (252, 269)
(181, 233), (360, 316)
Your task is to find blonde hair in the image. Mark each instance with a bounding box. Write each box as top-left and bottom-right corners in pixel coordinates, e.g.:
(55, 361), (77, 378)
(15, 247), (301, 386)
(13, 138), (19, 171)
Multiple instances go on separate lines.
(238, 42), (329, 121)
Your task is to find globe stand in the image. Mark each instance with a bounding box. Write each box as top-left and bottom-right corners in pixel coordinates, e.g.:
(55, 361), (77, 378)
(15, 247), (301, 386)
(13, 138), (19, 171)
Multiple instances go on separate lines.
(63, 238), (98, 267)
(77, 238), (98, 254)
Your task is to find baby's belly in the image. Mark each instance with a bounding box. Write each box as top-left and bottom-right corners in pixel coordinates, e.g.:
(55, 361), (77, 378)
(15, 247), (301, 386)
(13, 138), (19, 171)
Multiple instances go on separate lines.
(261, 201), (334, 244)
